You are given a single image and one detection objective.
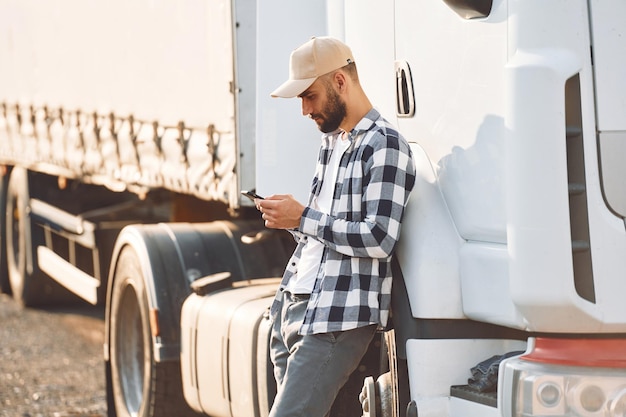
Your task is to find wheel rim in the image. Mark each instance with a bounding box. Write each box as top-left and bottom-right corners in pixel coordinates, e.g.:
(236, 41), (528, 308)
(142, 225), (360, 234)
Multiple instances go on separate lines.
(115, 283), (146, 415)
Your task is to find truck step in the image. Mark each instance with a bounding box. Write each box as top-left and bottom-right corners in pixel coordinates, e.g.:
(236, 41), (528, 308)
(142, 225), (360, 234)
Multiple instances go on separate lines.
(449, 385), (497, 408)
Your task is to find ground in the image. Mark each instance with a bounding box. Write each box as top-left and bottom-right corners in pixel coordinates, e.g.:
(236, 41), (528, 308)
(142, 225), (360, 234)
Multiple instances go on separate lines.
(0, 294), (107, 417)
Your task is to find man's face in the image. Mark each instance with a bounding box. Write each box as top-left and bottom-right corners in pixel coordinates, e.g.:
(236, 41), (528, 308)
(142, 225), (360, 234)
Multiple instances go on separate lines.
(299, 77), (346, 133)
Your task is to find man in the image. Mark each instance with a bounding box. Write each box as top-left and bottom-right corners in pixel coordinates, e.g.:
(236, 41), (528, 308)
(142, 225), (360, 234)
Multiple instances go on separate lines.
(257, 36), (415, 417)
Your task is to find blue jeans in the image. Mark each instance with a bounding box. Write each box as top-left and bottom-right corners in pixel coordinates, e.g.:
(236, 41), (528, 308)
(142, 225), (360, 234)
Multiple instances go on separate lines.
(269, 291), (377, 417)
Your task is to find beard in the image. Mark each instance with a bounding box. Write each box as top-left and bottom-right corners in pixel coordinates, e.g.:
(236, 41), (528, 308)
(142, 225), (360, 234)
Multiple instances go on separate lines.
(312, 84), (347, 133)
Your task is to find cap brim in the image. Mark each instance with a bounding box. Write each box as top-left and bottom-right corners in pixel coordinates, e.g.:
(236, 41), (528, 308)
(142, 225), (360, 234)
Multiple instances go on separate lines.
(270, 77), (317, 98)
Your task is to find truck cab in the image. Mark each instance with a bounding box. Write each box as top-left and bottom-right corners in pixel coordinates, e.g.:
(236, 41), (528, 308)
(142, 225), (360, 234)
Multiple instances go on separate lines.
(345, 1), (626, 416)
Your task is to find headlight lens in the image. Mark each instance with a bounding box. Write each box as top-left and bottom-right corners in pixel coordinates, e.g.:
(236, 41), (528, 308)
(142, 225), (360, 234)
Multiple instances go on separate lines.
(609, 388), (626, 417)
(537, 381), (562, 408)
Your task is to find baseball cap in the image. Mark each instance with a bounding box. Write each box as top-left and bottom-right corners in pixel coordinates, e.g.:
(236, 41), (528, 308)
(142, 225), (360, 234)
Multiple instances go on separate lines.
(270, 36), (354, 98)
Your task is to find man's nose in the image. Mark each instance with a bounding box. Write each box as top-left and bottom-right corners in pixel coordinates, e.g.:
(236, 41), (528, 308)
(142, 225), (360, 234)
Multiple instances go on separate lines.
(301, 100), (310, 117)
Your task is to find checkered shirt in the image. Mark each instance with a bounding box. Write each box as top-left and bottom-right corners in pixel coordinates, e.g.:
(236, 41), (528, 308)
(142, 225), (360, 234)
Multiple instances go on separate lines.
(270, 108), (416, 335)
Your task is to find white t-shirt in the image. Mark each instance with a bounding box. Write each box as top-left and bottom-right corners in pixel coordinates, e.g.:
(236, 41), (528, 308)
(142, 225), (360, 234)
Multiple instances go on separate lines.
(286, 133), (351, 294)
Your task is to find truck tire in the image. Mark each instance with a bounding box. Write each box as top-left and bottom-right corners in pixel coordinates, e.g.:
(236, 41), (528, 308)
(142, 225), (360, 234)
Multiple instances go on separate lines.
(5, 167), (52, 306)
(109, 245), (198, 417)
(0, 166), (11, 294)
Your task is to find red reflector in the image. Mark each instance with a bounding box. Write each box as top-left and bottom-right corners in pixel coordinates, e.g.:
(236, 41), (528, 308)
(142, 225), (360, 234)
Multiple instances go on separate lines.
(523, 337), (626, 368)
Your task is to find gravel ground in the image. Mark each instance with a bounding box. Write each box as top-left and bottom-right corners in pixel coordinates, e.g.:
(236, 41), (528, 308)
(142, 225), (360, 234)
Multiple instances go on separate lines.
(0, 293), (108, 417)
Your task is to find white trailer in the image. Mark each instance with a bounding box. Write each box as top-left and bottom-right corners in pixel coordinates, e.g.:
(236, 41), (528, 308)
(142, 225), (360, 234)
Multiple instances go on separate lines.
(1, 1), (625, 417)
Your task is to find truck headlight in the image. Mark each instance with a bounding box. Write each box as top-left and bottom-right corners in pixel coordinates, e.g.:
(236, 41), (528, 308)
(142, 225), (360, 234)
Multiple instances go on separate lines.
(500, 338), (626, 417)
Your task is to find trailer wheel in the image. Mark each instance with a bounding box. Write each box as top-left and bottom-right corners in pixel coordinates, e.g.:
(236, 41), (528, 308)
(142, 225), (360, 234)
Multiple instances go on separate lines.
(109, 245), (198, 417)
(0, 166), (11, 294)
(5, 167), (50, 306)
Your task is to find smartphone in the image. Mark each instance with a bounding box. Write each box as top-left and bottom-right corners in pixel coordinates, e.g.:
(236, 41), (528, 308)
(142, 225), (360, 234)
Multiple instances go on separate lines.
(241, 190), (264, 202)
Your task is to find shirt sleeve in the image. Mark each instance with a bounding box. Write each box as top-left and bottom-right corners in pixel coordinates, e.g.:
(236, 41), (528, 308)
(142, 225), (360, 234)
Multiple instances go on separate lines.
(299, 131), (416, 259)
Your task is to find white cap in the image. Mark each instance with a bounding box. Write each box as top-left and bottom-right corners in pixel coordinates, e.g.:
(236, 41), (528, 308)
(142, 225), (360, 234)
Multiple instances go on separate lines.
(271, 36), (354, 98)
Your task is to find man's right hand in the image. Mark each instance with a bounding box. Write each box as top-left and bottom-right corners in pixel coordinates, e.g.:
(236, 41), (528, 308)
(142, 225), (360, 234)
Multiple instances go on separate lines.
(257, 194), (304, 229)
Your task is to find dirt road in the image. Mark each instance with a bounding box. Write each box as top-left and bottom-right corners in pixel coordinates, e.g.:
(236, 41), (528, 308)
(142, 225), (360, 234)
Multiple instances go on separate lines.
(0, 294), (108, 417)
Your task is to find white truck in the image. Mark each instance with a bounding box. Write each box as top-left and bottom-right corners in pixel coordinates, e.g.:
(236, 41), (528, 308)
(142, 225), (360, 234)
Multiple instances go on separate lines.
(1, 1), (625, 417)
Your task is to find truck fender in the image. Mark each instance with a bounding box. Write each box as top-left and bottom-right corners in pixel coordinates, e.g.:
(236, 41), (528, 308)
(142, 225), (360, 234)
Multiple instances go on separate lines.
(104, 219), (289, 363)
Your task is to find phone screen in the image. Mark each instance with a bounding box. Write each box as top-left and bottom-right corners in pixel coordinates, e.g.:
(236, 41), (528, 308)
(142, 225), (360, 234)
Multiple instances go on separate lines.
(241, 190), (264, 202)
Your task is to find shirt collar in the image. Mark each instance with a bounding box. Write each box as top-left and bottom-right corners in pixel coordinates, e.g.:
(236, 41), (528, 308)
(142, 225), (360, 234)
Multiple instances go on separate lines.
(350, 108), (380, 136)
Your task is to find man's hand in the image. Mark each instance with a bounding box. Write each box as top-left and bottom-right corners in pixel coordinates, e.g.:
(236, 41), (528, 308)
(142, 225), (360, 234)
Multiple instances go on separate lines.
(256, 194), (304, 229)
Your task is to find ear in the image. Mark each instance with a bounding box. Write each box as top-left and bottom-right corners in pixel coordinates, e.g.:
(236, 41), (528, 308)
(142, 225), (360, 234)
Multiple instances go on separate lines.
(333, 71), (348, 93)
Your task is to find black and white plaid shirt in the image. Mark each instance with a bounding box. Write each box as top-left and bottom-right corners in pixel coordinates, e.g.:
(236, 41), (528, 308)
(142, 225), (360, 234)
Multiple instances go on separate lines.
(271, 108), (416, 335)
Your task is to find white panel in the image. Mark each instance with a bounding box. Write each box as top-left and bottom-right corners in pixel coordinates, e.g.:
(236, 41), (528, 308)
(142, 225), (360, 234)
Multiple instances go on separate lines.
(589, 0), (626, 131)
(459, 242), (525, 328)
